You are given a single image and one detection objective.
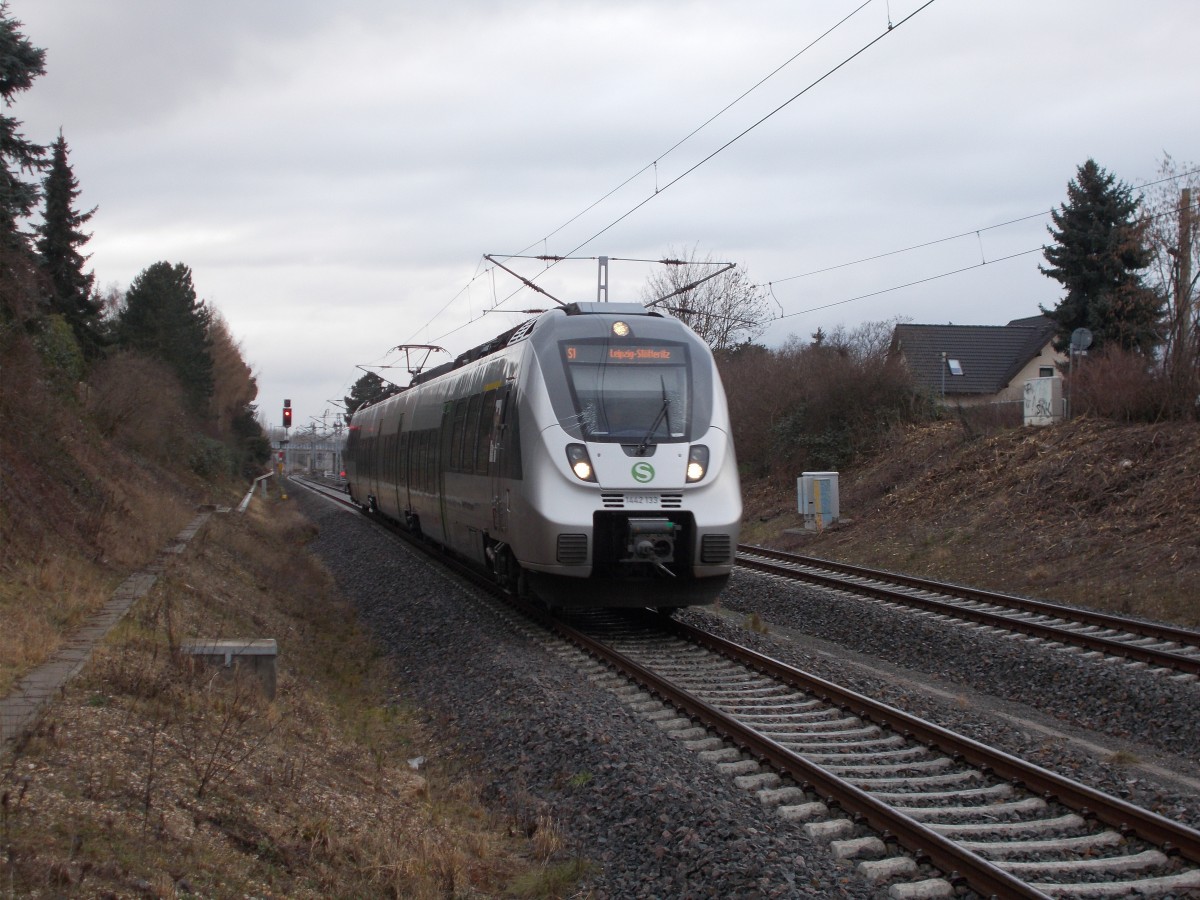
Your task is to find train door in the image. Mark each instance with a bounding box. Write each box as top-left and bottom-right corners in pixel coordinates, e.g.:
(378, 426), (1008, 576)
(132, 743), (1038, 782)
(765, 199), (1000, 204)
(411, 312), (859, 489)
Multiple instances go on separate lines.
(437, 398), (452, 544)
(368, 412), (383, 509)
(388, 412), (404, 518)
(489, 382), (513, 534)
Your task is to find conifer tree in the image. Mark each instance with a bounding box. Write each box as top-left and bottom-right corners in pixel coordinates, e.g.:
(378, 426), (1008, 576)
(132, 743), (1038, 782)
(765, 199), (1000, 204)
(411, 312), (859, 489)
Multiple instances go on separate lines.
(1040, 159), (1162, 355)
(0, 4), (46, 253)
(116, 261), (215, 415)
(0, 4), (46, 321)
(37, 132), (103, 355)
(345, 370), (399, 415)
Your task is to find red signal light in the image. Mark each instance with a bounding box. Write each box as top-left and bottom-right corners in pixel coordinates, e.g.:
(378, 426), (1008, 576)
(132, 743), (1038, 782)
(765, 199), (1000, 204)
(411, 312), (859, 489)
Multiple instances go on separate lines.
(283, 407), (292, 427)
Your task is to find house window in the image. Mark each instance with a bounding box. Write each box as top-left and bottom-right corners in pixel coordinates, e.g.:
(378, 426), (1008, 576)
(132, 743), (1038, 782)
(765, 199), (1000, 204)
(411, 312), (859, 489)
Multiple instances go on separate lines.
(946, 358), (964, 376)
(1039, 366), (1054, 378)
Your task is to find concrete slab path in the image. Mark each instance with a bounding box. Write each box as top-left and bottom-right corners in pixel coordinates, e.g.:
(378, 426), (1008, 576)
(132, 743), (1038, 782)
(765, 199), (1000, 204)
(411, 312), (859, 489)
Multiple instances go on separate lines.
(1, 510), (215, 756)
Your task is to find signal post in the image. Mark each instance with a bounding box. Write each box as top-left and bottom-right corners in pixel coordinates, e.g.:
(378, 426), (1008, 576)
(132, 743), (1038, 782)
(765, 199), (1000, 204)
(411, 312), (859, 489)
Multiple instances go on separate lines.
(279, 399), (291, 499)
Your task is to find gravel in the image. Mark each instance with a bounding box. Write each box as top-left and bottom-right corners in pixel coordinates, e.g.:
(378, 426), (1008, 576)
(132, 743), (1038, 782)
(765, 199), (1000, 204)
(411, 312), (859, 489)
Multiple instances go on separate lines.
(295, 487), (1200, 896)
(295, 491), (880, 899)
(708, 569), (1200, 829)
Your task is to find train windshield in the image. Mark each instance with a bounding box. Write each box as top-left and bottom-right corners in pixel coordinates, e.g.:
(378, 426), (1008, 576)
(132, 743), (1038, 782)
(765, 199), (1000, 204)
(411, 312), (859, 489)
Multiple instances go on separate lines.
(558, 340), (691, 443)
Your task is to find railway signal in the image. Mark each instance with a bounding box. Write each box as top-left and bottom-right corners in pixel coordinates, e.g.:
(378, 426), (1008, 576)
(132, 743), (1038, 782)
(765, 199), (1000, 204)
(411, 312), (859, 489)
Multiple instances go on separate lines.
(283, 399), (292, 428)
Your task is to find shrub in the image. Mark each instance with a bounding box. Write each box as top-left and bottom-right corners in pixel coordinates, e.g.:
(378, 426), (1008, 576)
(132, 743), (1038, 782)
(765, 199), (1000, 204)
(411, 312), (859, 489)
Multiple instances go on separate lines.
(1068, 346), (1164, 422)
(188, 434), (233, 478)
(33, 314), (85, 386)
(948, 400), (1024, 439)
(85, 351), (190, 462)
(720, 324), (934, 479)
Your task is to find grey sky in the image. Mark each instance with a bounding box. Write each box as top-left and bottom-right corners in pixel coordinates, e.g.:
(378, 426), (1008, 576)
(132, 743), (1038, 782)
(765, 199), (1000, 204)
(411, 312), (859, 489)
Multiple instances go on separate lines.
(11, 0), (1198, 432)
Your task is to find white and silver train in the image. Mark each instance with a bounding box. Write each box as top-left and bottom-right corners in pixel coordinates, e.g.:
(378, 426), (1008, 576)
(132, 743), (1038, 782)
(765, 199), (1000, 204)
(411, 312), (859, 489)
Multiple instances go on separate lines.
(345, 301), (741, 609)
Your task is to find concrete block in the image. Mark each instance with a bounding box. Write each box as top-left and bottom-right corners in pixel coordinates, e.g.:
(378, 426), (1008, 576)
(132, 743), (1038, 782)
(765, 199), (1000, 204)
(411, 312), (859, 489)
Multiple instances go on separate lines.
(181, 639), (277, 699)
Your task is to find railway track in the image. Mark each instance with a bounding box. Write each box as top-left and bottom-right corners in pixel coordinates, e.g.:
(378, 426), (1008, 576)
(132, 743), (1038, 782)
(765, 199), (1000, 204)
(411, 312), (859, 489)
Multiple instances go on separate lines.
(294, 478), (1200, 896)
(737, 544), (1200, 679)
(550, 609), (1200, 899)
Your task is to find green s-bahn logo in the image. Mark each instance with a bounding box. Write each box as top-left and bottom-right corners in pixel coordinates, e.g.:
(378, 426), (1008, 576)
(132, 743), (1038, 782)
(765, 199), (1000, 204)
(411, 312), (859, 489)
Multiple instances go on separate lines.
(631, 462), (655, 483)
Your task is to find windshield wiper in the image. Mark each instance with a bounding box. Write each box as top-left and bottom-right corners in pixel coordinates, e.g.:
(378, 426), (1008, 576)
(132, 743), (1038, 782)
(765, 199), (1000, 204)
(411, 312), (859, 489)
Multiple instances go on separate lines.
(635, 378), (670, 456)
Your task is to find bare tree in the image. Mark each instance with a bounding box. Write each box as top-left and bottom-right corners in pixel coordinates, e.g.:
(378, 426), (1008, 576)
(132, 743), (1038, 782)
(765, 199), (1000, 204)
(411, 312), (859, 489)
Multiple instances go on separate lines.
(1141, 154), (1199, 419)
(640, 246), (773, 351)
(822, 317), (909, 363)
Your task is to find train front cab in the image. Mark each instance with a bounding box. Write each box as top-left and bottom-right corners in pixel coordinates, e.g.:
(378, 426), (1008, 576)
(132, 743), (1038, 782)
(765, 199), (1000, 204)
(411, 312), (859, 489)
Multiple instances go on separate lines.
(511, 303), (741, 608)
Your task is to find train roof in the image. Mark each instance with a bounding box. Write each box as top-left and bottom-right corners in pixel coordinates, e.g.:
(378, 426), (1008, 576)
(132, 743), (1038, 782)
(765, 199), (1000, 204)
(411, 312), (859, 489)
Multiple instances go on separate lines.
(407, 302), (665, 387)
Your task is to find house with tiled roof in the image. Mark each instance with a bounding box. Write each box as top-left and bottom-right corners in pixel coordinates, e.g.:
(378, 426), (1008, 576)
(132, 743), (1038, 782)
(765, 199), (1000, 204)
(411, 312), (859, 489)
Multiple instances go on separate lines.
(889, 316), (1065, 407)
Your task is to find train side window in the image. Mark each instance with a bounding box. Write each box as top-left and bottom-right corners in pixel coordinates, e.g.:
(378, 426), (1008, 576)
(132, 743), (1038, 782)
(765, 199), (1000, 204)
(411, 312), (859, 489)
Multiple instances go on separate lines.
(503, 398), (522, 479)
(398, 430), (409, 486)
(463, 393), (483, 474)
(494, 386), (510, 430)
(488, 384), (521, 480)
(363, 432), (375, 480)
(476, 389), (496, 473)
(418, 430), (428, 491)
(449, 399), (468, 472)
(415, 432), (429, 494)
(420, 430), (431, 490)
(488, 386), (510, 467)
(388, 414), (403, 485)
(426, 429), (438, 490)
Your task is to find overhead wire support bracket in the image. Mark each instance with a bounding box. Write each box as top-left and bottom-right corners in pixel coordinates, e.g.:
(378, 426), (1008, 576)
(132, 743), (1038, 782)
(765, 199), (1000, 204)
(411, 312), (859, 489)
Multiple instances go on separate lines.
(645, 261), (736, 308)
(485, 254), (567, 306)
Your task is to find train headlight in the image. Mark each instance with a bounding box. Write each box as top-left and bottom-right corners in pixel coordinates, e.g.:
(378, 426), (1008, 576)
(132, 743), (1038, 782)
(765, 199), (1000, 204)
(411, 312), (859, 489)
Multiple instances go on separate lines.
(686, 445), (709, 483)
(566, 443), (597, 482)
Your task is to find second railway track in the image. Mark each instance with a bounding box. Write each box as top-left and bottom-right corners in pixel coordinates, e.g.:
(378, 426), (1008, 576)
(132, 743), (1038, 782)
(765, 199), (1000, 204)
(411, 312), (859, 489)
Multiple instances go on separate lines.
(737, 544), (1200, 678)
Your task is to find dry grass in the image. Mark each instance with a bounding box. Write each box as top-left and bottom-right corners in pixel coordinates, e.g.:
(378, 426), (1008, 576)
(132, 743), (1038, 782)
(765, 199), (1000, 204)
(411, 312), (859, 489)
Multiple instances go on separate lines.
(744, 418), (1200, 628)
(744, 612), (769, 634)
(1, 332), (586, 897)
(0, 557), (117, 695)
(0, 482), (193, 696)
(0, 499), (576, 898)
(0, 335), (201, 695)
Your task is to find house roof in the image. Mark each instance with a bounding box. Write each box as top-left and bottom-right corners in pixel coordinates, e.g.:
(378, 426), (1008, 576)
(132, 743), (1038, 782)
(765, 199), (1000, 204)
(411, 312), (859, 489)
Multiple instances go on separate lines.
(889, 316), (1057, 395)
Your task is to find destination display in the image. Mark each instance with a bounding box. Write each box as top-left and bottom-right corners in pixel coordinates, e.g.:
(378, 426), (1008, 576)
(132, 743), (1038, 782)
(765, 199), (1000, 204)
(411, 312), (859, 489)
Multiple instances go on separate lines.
(562, 342), (683, 365)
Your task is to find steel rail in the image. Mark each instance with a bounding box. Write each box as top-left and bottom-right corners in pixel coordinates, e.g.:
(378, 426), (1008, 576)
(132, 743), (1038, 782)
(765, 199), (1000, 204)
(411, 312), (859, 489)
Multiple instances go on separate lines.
(523, 600), (1048, 899)
(664, 616), (1200, 868)
(737, 547), (1200, 676)
(740, 544), (1200, 646)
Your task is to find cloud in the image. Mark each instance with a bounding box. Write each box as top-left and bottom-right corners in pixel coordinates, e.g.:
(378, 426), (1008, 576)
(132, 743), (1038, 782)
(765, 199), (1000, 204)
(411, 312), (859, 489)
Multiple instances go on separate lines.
(10, 0), (1196, 427)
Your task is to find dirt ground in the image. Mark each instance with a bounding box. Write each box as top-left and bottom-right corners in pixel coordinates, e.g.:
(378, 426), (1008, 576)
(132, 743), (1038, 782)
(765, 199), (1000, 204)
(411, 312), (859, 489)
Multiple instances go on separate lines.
(739, 418), (1200, 628)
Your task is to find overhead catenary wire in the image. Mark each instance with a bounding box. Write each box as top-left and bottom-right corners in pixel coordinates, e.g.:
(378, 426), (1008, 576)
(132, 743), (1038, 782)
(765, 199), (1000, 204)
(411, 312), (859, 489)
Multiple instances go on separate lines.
(593, 169), (1199, 335)
(353, 171), (1200, 403)
(761, 166), (1200, 289)
(502, 0), (876, 261)
(406, 0), (924, 348)
(770, 195), (1200, 322)
(388, 0), (1198, 379)
(553, 0), (939, 264)
(778, 247), (1043, 320)
(766, 210), (1052, 286)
